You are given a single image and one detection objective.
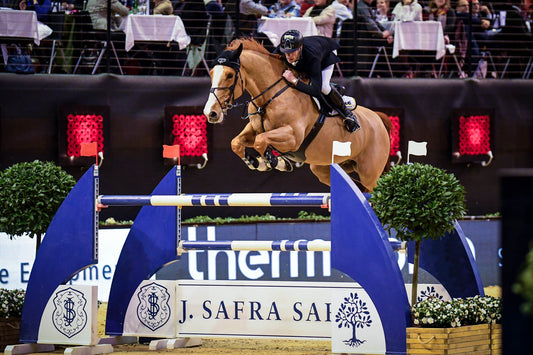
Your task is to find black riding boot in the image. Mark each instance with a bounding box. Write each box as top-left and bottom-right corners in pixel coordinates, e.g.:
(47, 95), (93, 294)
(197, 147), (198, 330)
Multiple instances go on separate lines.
(326, 87), (360, 133)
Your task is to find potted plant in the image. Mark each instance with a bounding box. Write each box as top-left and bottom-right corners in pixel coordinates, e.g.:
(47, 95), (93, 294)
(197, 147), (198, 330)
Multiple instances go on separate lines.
(409, 295), (501, 354)
(0, 160), (76, 252)
(370, 163), (466, 303)
(0, 288), (25, 350)
(370, 163), (505, 354)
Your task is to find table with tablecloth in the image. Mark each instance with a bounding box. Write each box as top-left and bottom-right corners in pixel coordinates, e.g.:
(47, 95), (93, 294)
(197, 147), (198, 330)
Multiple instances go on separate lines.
(121, 14), (190, 52)
(258, 17), (318, 46)
(0, 9), (52, 64)
(392, 21), (445, 60)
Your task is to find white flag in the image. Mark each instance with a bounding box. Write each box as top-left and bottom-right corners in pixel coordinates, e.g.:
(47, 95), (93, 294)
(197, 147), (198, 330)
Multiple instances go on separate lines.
(332, 141), (351, 164)
(332, 141), (351, 156)
(408, 141), (427, 156)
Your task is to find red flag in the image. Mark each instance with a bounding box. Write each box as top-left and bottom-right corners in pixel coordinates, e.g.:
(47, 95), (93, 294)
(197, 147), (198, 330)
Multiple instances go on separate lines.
(80, 142), (98, 157)
(163, 144), (180, 159)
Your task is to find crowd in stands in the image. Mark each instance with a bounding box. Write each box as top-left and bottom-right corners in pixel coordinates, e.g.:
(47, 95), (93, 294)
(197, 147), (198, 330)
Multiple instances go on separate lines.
(1, 0), (532, 77)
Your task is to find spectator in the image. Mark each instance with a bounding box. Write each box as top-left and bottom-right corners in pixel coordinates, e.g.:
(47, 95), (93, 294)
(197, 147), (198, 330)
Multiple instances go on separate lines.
(239, 0), (269, 36)
(357, 0), (393, 42)
(17, 0), (52, 73)
(179, 0), (209, 46)
(392, 0), (423, 22)
(303, 0), (336, 38)
(61, 0), (84, 11)
(299, 0), (314, 16)
(86, 0), (129, 72)
(86, 0), (129, 31)
(472, 0), (492, 22)
(331, 0), (353, 38)
(456, 0), (491, 38)
(204, 0), (226, 53)
(493, 0), (532, 76)
(18, 0), (51, 22)
(351, 0), (394, 75)
(428, 0), (456, 44)
(268, 0), (301, 18)
(375, 0), (392, 24)
(153, 0), (174, 14)
(455, 0), (481, 58)
(331, 0), (352, 22)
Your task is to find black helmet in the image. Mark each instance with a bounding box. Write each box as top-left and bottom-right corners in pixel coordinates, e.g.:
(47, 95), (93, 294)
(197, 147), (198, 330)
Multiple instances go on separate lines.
(279, 30), (304, 53)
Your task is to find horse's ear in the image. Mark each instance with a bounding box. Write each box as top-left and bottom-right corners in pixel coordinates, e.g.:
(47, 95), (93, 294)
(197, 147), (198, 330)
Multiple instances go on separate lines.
(234, 43), (243, 58)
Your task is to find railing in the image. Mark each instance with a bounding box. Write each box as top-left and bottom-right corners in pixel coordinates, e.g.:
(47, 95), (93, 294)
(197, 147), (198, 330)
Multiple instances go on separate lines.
(1, 0), (531, 78)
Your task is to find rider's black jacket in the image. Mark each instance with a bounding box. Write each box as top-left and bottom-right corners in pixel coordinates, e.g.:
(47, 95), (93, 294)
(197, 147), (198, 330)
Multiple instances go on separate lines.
(274, 36), (340, 97)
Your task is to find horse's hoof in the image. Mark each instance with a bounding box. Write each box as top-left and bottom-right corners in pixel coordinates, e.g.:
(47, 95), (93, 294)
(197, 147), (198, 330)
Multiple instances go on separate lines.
(264, 148), (278, 169)
(243, 155), (259, 170)
(278, 157), (294, 172)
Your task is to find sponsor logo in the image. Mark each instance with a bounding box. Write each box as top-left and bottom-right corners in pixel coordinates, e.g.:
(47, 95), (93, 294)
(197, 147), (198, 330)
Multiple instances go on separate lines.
(137, 282), (171, 331)
(52, 287), (88, 338)
(335, 292), (372, 348)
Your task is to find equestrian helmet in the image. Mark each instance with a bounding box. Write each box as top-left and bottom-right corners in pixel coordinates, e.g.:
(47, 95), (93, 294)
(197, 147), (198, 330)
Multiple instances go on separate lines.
(279, 30), (304, 53)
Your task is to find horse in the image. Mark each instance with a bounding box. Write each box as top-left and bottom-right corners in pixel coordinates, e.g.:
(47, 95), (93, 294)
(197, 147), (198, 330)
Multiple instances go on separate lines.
(203, 38), (392, 192)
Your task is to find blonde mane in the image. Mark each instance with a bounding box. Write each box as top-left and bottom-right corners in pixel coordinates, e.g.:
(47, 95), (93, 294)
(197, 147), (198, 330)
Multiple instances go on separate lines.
(226, 38), (282, 61)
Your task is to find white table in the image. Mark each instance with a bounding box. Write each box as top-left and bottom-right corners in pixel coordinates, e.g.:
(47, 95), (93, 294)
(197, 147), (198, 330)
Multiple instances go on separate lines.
(258, 17), (318, 46)
(0, 9), (52, 64)
(122, 14), (191, 52)
(392, 21), (445, 60)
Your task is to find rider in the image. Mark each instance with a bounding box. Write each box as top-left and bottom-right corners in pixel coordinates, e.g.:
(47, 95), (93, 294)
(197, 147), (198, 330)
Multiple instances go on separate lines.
(275, 29), (360, 132)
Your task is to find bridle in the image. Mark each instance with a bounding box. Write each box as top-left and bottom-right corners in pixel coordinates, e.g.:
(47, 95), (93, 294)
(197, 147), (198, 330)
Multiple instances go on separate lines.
(209, 51), (290, 121)
(208, 56), (244, 115)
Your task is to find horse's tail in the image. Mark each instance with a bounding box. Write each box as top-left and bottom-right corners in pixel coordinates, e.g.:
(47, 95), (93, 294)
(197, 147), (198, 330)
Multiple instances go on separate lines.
(376, 111), (392, 174)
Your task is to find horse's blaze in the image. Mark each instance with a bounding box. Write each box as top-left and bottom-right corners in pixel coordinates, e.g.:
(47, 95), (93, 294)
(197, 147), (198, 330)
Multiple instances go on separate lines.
(203, 65), (227, 124)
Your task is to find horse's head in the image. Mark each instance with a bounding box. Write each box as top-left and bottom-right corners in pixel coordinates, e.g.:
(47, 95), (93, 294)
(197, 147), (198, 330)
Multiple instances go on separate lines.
(203, 43), (244, 124)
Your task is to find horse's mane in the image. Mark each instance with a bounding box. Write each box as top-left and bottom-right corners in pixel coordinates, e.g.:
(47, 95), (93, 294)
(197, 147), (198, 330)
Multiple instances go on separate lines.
(226, 37), (283, 61)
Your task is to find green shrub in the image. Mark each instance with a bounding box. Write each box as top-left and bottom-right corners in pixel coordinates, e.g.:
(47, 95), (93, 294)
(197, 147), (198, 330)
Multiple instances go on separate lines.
(0, 160), (76, 239)
(370, 163), (466, 242)
(513, 244), (533, 317)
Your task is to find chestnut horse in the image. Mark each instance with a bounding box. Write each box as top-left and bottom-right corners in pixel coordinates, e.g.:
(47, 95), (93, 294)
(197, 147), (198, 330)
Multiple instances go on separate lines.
(203, 38), (391, 192)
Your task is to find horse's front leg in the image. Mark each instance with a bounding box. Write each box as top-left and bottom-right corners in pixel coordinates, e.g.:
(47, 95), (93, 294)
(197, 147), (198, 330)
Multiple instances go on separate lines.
(254, 125), (303, 171)
(231, 122), (271, 171)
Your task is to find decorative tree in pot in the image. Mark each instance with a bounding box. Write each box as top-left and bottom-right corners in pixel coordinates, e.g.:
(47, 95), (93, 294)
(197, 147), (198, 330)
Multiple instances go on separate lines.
(369, 163), (466, 304)
(0, 160), (76, 252)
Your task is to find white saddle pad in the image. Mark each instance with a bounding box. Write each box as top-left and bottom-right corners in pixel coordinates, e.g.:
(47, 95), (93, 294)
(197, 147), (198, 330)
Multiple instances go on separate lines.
(312, 96), (356, 116)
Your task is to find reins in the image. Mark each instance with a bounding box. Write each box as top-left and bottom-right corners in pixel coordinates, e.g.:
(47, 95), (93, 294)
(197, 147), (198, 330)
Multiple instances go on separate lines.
(211, 57), (290, 124)
(242, 77), (290, 121)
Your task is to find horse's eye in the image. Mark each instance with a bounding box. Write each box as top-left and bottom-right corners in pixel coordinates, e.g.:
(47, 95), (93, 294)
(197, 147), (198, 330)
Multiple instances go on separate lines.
(227, 73), (234, 79)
